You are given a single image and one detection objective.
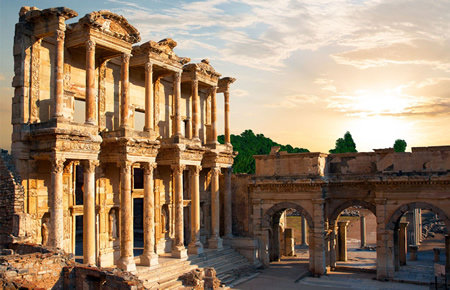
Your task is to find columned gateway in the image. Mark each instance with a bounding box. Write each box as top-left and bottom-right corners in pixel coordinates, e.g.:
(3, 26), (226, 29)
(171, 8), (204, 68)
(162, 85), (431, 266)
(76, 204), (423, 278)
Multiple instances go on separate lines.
(11, 6), (236, 271)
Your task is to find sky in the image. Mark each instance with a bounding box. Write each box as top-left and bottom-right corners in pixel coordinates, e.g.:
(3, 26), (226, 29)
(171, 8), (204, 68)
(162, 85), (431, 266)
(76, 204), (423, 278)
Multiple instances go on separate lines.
(0, 0), (449, 153)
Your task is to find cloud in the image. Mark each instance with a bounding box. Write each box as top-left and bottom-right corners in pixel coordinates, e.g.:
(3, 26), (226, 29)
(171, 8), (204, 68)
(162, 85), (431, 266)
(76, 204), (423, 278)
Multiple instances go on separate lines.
(231, 89), (249, 98)
(0, 74), (5, 81)
(265, 94), (319, 108)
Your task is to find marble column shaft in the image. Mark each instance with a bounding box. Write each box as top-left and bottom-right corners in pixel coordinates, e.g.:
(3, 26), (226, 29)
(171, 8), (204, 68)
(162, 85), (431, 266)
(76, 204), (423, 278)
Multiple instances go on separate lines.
(360, 215), (366, 248)
(118, 161), (136, 271)
(210, 87), (217, 143)
(399, 222), (408, 266)
(301, 216), (308, 245)
(172, 164), (187, 258)
(53, 29), (65, 119)
(224, 90), (230, 144)
(208, 167), (222, 248)
(188, 166), (203, 254)
(192, 79), (200, 140)
(85, 40), (96, 125)
(173, 72), (182, 137)
(50, 158), (65, 249)
(142, 163), (158, 266)
(144, 61), (153, 131)
(83, 160), (97, 266)
(224, 167), (232, 238)
(120, 53), (131, 129)
(337, 221), (349, 261)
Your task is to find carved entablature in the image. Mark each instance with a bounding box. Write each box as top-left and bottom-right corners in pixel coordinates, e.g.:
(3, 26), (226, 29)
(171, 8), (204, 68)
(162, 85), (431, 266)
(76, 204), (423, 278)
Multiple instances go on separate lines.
(250, 183), (323, 193)
(202, 150), (235, 168)
(217, 77), (236, 93)
(182, 59), (222, 86)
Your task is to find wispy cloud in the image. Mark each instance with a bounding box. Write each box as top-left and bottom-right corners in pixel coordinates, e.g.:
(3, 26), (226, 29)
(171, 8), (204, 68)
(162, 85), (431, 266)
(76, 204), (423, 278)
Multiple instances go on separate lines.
(265, 94), (319, 108)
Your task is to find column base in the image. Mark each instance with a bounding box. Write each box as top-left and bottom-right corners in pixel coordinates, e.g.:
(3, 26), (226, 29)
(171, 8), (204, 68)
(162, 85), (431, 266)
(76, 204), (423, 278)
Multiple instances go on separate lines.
(141, 252), (159, 267)
(117, 256), (137, 273)
(208, 236), (223, 249)
(188, 241), (204, 255)
(223, 235), (233, 246)
(171, 245), (188, 259)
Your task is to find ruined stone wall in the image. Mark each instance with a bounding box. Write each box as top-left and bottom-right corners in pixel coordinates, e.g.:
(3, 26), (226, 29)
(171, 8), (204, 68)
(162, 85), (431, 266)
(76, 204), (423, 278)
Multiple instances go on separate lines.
(231, 174), (251, 237)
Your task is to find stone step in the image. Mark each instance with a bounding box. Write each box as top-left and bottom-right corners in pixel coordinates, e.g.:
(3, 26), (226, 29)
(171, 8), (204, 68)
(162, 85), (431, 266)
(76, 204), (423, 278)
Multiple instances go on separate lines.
(158, 278), (184, 290)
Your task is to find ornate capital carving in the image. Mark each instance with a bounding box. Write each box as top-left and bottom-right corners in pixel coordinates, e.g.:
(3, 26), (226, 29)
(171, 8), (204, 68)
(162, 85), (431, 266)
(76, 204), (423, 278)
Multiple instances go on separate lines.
(86, 39), (96, 51)
(55, 30), (65, 41)
(83, 160), (99, 174)
(210, 166), (221, 176)
(209, 86), (217, 96)
(51, 158), (65, 174)
(174, 71), (182, 82)
(171, 164), (186, 175)
(120, 161), (133, 175)
(145, 61), (153, 72)
(190, 165), (202, 176)
(122, 53), (131, 64)
(143, 162), (157, 175)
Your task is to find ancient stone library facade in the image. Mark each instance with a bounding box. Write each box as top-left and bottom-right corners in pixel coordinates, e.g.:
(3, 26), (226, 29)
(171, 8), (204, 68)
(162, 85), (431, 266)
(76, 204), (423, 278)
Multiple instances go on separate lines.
(9, 6), (235, 272)
(4, 5), (450, 287)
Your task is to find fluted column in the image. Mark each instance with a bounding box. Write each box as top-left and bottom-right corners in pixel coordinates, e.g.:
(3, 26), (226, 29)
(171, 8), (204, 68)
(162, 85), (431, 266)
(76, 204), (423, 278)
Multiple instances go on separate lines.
(83, 160), (97, 266)
(188, 166), (203, 254)
(192, 78), (200, 141)
(144, 61), (153, 132)
(173, 72), (182, 137)
(224, 89), (230, 144)
(118, 161), (136, 272)
(120, 53), (131, 129)
(50, 158), (65, 249)
(53, 29), (65, 119)
(223, 167), (232, 238)
(210, 86), (218, 143)
(208, 167), (222, 249)
(142, 163), (158, 266)
(85, 40), (96, 125)
(172, 164), (187, 258)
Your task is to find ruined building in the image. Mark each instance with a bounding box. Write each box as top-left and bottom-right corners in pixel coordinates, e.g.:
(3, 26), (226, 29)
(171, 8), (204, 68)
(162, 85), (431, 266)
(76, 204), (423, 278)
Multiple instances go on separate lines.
(10, 6), (236, 273)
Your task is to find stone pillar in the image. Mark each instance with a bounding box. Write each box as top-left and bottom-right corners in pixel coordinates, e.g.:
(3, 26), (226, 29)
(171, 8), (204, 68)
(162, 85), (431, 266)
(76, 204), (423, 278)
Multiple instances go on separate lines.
(83, 160), (97, 266)
(188, 165), (203, 255)
(120, 53), (131, 129)
(144, 61), (153, 132)
(53, 29), (65, 119)
(224, 89), (230, 144)
(399, 222), (408, 266)
(192, 78), (200, 140)
(172, 164), (187, 258)
(301, 216), (308, 245)
(375, 198), (395, 280)
(142, 163), (158, 266)
(173, 72), (182, 137)
(329, 226), (337, 270)
(118, 161), (136, 272)
(311, 198), (326, 275)
(409, 245), (418, 261)
(208, 167), (222, 249)
(284, 228), (295, 256)
(434, 248), (441, 262)
(223, 167), (233, 239)
(85, 40), (96, 125)
(337, 221), (349, 261)
(445, 235), (450, 277)
(210, 87), (217, 143)
(360, 215), (366, 248)
(50, 158), (65, 249)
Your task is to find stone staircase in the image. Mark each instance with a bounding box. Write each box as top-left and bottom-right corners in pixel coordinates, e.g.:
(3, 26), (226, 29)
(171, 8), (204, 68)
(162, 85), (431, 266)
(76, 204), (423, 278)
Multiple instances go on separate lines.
(136, 246), (259, 289)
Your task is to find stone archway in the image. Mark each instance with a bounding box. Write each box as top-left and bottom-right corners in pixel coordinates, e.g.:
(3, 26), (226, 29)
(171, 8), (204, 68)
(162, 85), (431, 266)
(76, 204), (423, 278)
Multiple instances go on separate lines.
(386, 202), (450, 231)
(262, 202), (314, 264)
(329, 200), (376, 226)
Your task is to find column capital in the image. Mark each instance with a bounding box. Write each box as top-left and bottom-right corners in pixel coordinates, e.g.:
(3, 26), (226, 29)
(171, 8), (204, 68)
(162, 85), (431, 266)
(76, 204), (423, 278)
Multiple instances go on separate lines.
(143, 162), (157, 175)
(210, 166), (221, 176)
(86, 39), (96, 51)
(337, 220), (350, 228)
(171, 164), (186, 174)
(209, 86), (217, 95)
(51, 158), (65, 174)
(120, 161), (133, 173)
(55, 29), (65, 41)
(122, 52), (131, 64)
(83, 160), (99, 173)
(145, 61), (153, 72)
(190, 165), (202, 176)
(174, 71), (182, 82)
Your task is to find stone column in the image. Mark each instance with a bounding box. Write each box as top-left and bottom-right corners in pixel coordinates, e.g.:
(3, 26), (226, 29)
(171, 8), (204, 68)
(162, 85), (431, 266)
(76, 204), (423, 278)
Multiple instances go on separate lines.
(118, 161), (136, 272)
(224, 167), (233, 239)
(120, 53), (131, 129)
(172, 164), (187, 258)
(173, 72), (182, 138)
(208, 167), (222, 249)
(188, 165), (203, 254)
(445, 235), (450, 277)
(434, 248), (441, 262)
(329, 226), (337, 270)
(224, 89), (230, 144)
(144, 61), (153, 132)
(210, 87), (218, 143)
(337, 221), (349, 261)
(192, 78), (200, 141)
(409, 245), (418, 261)
(311, 198), (326, 275)
(85, 40), (96, 125)
(360, 215), (366, 248)
(83, 160), (97, 266)
(50, 158), (65, 249)
(53, 29), (65, 119)
(142, 163), (158, 266)
(301, 216), (308, 245)
(399, 221), (408, 266)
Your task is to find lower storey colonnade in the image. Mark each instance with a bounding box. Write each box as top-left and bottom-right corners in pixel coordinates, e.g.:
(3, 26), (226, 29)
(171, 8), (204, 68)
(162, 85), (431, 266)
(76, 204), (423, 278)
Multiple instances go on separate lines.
(46, 158), (233, 271)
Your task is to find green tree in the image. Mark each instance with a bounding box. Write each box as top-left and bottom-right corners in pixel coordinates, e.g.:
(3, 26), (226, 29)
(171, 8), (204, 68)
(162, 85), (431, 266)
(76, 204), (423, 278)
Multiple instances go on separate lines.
(329, 131), (357, 153)
(393, 139), (407, 152)
(218, 130), (309, 174)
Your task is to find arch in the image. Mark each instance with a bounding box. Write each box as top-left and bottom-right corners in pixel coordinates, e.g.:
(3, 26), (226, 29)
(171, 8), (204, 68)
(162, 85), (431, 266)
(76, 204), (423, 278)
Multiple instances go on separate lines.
(262, 201), (314, 229)
(386, 201), (450, 231)
(329, 200), (376, 226)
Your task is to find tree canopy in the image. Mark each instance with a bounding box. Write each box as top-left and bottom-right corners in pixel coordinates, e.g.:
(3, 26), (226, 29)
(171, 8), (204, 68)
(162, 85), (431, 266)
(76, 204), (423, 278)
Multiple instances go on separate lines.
(393, 139), (407, 152)
(329, 131), (357, 153)
(218, 130), (309, 174)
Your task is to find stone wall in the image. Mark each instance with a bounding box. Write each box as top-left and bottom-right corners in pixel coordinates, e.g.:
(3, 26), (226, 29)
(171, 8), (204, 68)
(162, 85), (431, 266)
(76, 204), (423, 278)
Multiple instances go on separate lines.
(231, 174), (251, 237)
